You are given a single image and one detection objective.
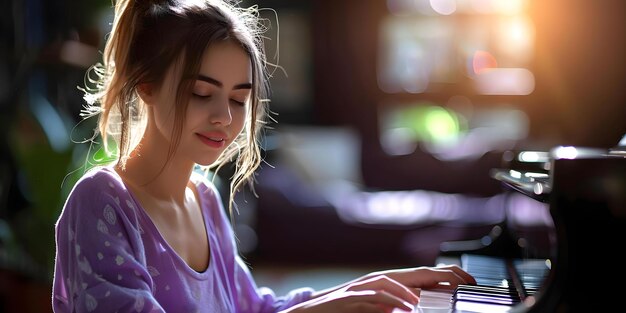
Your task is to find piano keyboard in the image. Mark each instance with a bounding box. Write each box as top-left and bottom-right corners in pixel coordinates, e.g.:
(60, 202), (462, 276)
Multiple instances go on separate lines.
(413, 254), (551, 313)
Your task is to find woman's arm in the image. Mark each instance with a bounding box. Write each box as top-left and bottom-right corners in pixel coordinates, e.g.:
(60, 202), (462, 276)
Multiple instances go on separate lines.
(280, 264), (475, 313)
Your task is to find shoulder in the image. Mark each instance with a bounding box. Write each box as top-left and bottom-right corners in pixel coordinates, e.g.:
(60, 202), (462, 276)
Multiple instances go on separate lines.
(68, 166), (125, 195)
(59, 166), (136, 223)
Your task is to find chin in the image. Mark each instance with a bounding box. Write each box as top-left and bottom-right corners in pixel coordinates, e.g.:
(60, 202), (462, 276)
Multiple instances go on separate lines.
(195, 160), (219, 167)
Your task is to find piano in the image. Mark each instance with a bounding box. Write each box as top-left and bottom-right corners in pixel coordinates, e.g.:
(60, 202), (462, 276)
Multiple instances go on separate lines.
(415, 142), (626, 312)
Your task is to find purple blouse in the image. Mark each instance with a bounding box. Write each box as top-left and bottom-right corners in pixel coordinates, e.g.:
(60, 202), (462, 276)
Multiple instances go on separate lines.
(52, 167), (313, 312)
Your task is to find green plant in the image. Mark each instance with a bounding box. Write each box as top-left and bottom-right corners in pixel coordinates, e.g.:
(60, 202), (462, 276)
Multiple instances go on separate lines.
(5, 99), (113, 282)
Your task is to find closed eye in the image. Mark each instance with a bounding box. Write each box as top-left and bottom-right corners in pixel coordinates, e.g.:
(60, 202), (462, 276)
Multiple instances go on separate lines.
(193, 93), (211, 99)
(230, 99), (245, 106)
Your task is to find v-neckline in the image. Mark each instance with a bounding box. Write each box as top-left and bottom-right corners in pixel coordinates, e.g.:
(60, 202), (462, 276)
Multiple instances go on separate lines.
(106, 167), (214, 277)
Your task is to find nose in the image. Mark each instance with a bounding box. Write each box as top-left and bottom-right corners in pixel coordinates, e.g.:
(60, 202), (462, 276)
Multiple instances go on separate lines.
(209, 96), (233, 125)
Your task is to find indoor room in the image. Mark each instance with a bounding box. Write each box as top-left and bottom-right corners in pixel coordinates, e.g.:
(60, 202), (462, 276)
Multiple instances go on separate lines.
(1, 0), (625, 312)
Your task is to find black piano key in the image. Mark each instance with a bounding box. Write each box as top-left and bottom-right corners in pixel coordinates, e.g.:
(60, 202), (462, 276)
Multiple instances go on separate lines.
(454, 293), (520, 306)
(455, 290), (521, 303)
(456, 285), (520, 296)
(454, 253), (552, 309)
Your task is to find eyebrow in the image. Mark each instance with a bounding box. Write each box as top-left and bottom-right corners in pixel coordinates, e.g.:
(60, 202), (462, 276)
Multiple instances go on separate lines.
(196, 74), (252, 90)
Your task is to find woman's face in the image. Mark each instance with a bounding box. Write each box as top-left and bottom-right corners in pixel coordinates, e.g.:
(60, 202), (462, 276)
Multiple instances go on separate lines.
(149, 40), (252, 167)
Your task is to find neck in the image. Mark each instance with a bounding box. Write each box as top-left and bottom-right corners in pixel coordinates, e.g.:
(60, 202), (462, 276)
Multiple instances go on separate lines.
(117, 136), (195, 205)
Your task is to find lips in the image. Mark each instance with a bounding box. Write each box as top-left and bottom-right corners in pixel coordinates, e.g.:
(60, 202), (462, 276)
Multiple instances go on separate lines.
(196, 132), (227, 148)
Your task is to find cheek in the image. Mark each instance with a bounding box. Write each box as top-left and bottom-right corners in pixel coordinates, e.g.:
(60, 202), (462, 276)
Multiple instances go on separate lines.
(231, 107), (247, 136)
(151, 94), (180, 136)
(153, 105), (177, 138)
(183, 105), (207, 129)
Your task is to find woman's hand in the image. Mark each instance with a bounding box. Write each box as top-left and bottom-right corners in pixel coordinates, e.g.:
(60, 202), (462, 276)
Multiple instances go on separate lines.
(284, 264), (476, 313)
(367, 264), (477, 291)
(285, 275), (419, 313)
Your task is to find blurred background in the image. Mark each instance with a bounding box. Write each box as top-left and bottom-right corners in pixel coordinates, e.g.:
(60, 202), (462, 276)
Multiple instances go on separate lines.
(1, 0), (625, 311)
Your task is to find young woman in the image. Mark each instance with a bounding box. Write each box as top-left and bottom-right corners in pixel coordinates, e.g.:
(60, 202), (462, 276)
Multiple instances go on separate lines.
(52, 0), (475, 312)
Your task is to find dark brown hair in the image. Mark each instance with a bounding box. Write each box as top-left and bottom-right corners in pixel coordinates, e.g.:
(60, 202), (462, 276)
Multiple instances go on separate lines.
(82, 0), (270, 211)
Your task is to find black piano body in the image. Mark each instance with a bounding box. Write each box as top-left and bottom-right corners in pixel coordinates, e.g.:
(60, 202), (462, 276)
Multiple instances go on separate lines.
(438, 146), (626, 312)
(529, 147), (626, 312)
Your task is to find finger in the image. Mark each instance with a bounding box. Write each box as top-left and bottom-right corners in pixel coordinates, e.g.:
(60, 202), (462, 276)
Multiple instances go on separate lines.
(348, 275), (419, 305)
(438, 265), (477, 285)
(415, 269), (467, 291)
(451, 265), (477, 285)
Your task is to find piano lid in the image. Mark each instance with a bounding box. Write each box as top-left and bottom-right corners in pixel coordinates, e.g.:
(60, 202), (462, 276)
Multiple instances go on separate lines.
(490, 144), (622, 202)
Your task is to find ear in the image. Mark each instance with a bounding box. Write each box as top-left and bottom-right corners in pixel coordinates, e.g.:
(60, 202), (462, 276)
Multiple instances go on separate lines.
(136, 83), (156, 105)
